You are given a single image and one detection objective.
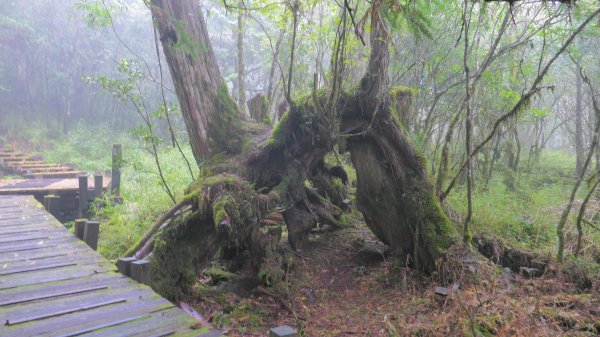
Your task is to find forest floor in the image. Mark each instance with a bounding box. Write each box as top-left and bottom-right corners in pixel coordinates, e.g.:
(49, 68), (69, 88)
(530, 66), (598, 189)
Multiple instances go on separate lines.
(193, 226), (600, 337)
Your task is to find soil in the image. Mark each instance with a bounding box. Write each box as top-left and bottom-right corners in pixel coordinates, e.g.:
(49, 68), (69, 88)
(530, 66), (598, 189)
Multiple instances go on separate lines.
(192, 225), (600, 337)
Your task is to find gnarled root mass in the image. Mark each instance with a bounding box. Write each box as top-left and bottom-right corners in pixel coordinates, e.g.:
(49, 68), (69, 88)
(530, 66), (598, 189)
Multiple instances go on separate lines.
(133, 88), (458, 300)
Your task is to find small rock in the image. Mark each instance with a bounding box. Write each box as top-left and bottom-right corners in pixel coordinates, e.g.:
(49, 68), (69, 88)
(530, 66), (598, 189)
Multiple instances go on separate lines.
(435, 286), (449, 296)
(269, 325), (297, 337)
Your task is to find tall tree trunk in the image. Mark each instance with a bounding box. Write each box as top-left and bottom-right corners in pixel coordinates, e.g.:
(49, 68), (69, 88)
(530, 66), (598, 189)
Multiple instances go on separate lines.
(339, 2), (457, 271)
(150, 0), (243, 163)
(575, 66), (584, 175)
(236, 10), (248, 117)
(510, 121), (521, 172)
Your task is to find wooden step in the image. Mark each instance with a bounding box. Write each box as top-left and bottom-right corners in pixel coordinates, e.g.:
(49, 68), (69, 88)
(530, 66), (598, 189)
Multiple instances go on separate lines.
(22, 166), (70, 172)
(21, 167), (74, 175)
(0, 152), (19, 158)
(2, 161), (44, 169)
(0, 155), (28, 160)
(24, 171), (84, 179)
(15, 163), (57, 168)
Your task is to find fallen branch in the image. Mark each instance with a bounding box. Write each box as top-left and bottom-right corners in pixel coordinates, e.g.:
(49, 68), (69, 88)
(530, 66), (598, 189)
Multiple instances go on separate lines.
(126, 199), (190, 257)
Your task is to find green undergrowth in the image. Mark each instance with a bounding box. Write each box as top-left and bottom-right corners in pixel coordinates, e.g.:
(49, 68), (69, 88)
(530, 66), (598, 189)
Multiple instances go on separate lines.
(447, 151), (600, 259)
(94, 142), (199, 260)
(3, 120), (199, 260)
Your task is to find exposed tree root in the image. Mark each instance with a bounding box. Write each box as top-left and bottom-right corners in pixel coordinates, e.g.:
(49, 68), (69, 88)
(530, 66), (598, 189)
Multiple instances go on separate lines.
(473, 235), (549, 276)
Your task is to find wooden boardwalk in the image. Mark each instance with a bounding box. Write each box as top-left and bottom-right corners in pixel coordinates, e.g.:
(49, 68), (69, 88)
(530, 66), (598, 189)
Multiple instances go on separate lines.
(0, 178), (108, 196)
(0, 195), (220, 337)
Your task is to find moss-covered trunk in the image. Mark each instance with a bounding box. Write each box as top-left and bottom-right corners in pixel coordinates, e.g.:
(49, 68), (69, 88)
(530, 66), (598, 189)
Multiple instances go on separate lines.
(143, 1), (458, 300)
(344, 93), (456, 271)
(150, 0), (243, 162)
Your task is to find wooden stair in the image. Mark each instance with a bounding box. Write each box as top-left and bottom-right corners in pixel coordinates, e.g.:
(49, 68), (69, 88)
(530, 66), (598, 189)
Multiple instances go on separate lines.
(0, 148), (80, 179)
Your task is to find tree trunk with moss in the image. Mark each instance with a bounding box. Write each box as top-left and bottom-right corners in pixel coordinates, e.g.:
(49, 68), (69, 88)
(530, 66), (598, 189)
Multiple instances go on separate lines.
(145, 0), (457, 300)
(150, 0), (243, 162)
(247, 93), (270, 124)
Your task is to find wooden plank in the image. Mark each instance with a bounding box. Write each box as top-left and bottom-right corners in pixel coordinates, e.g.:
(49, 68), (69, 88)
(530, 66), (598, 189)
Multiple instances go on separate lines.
(5, 298), (128, 325)
(4, 161), (45, 167)
(0, 283), (151, 320)
(0, 228), (47, 237)
(22, 167), (75, 174)
(0, 211), (51, 219)
(0, 243), (59, 254)
(0, 236), (79, 253)
(81, 307), (209, 337)
(0, 244), (91, 263)
(0, 234), (49, 243)
(0, 274), (127, 306)
(0, 285), (109, 307)
(0, 220), (53, 230)
(2, 296), (174, 336)
(15, 163), (60, 168)
(0, 261), (78, 276)
(0, 156), (30, 162)
(24, 171), (84, 179)
(52, 314), (150, 337)
(0, 195), (219, 337)
(0, 252), (68, 265)
(0, 249), (103, 272)
(0, 263), (112, 290)
(0, 177), (110, 195)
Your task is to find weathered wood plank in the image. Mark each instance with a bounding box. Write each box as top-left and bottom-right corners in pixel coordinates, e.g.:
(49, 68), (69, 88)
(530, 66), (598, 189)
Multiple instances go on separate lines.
(0, 264), (112, 290)
(24, 171), (84, 179)
(0, 195), (219, 337)
(0, 274), (127, 306)
(0, 177), (110, 196)
(0, 245), (90, 264)
(2, 296), (174, 336)
(1, 285), (153, 323)
(63, 307), (191, 337)
(0, 236), (80, 253)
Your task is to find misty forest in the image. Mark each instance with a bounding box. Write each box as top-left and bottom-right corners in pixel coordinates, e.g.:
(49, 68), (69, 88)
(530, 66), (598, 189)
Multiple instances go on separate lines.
(1, 0), (600, 336)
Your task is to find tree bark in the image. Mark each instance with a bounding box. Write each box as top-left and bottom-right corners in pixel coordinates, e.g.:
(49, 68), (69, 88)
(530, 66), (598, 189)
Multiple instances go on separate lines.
(150, 0), (243, 163)
(247, 94), (269, 123)
(236, 10), (248, 116)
